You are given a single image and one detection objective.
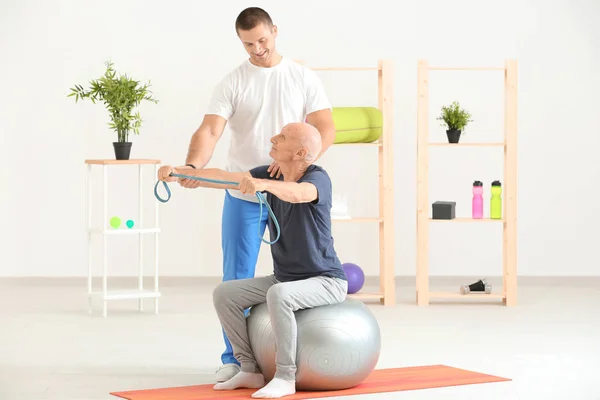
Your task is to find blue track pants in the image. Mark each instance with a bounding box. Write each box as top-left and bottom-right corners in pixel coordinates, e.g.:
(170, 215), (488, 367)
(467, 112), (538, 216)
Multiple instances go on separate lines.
(220, 190), (269, 365)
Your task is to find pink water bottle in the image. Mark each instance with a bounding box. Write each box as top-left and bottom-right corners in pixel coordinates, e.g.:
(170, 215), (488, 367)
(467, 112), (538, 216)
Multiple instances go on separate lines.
(472, 181), (483, 219)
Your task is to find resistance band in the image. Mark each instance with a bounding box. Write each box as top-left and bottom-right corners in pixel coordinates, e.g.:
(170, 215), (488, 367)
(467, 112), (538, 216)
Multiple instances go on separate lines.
(154, 173), (280, 245)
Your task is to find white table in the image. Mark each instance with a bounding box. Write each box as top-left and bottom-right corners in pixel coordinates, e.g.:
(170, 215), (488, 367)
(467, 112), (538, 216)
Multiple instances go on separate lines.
(85, 158), (162, 317)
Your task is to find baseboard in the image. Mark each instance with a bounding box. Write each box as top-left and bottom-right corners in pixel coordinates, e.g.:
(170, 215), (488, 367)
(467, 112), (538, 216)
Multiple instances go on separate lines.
(1, 275), (599, 287)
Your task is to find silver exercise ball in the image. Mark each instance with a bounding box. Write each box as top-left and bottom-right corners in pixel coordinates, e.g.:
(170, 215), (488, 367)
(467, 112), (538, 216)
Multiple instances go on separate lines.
(246, 297), (381, 391)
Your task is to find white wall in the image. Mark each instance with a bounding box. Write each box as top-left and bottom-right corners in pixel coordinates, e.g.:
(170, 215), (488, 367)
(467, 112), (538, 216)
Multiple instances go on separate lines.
(1, 0), (598, 278)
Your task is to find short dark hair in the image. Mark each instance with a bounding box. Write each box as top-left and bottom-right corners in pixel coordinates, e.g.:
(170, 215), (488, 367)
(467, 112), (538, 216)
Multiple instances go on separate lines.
(235, 7), (273, 32)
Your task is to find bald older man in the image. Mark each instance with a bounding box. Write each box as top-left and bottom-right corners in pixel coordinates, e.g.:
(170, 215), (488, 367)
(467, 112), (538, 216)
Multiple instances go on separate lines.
(158, 123), (348, 398)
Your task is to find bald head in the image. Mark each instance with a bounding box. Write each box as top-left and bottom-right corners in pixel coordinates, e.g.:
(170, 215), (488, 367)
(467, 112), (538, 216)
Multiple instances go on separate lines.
(281, 122), (322, 163)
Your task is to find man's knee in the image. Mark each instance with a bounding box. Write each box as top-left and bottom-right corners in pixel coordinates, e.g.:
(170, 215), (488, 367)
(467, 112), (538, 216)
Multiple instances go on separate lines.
(266, 283), (292, 307)
(213, 280), (238, 308)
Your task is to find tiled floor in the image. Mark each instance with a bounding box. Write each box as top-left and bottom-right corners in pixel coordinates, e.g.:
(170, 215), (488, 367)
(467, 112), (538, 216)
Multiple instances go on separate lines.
(1, 276), (598, 399)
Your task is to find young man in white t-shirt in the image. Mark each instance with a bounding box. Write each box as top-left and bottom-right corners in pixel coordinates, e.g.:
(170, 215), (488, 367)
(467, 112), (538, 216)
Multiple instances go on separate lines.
(173, 7), (336, 383)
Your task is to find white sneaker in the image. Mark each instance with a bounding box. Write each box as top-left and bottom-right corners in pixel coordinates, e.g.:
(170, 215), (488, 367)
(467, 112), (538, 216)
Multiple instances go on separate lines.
(215, 363), (240, 382)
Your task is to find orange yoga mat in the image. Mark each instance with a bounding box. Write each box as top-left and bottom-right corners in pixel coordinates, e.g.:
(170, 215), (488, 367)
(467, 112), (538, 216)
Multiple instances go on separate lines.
(110, 365), (511, 400)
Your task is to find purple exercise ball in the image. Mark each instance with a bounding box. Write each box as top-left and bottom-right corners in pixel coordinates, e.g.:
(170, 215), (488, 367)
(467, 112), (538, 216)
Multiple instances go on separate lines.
(342, 262), (365, 294)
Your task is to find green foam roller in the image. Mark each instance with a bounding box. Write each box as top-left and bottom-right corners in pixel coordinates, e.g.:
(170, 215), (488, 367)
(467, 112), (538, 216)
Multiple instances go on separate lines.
(332, 107), (383, 144)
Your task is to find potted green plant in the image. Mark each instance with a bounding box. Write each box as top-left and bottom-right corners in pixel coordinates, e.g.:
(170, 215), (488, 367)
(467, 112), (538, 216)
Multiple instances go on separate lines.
(436, 101), (473, 143)
(68, 61), (158, 160)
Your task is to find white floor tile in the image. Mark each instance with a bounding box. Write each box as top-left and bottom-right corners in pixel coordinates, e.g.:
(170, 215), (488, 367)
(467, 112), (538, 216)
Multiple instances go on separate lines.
(1, 276), (599, 400)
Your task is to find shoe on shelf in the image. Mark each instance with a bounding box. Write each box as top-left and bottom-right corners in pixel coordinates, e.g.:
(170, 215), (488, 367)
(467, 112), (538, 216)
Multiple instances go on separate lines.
(215, 363), (240, 382)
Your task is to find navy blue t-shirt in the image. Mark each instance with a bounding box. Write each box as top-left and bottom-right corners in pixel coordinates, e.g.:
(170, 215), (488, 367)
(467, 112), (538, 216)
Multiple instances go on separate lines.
(249, 164), (347, 283)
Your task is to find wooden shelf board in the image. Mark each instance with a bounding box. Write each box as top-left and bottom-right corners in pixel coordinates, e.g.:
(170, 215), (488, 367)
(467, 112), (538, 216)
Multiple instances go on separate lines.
(348, 292), (383, 300)
(429, 291), (505, 300)
(312, 67), (380, 71)
(333, 217), (382, 223)
(428, 66), (505, 71)
(429, 218), (504, 222)
(85, 159), (161, 165)
(429, 143), (505, 147)
(333, 142), (382, 147)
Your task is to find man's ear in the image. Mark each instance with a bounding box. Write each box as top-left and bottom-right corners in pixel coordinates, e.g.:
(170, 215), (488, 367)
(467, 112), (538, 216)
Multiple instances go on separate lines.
(295, 148), (308, 160)
(272, 25), (278, 37)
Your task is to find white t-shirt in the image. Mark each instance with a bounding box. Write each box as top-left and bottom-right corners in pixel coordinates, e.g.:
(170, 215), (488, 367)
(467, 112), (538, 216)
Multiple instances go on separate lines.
(206, 57), (331, 202)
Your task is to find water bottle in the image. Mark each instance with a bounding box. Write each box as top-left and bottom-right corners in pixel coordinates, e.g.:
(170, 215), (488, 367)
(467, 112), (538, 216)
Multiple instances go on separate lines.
(472, 181), (483, 219)
(490, 180), (502, 219)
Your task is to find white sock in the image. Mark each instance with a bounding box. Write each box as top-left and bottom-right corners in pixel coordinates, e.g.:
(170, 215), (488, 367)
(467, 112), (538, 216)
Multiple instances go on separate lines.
(213, 371), (265, 390)
(251, 377), (296, 398)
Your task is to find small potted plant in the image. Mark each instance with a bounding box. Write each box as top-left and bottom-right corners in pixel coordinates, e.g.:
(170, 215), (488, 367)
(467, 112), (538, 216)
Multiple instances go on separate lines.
(68, 61), (158, 160)
(436, 101), (473, 143)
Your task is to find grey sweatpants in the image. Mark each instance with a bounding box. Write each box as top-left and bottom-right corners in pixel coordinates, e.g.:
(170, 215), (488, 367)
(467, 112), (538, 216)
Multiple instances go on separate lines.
(212, 274), (348, 382)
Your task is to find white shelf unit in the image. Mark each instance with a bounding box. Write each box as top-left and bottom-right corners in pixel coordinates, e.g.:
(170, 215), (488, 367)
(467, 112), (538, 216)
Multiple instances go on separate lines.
(85, 158), (162, 317)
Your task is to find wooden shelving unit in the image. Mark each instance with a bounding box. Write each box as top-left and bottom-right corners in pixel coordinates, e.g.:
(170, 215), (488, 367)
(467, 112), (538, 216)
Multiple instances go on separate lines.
(416, 59), (518, 306)
(306, 60), (396, 306)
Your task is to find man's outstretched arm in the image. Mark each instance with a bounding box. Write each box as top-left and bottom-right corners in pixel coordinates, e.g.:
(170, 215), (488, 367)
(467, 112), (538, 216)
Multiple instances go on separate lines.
(160, 167), (319, 203)
(238, 176), (318, 204)
(159, 165), (251, 191)
(263, 181), (318, 203)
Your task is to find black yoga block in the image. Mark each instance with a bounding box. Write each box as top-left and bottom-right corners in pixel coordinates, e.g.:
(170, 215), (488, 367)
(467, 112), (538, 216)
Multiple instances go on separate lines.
(432, 201), (456, 220)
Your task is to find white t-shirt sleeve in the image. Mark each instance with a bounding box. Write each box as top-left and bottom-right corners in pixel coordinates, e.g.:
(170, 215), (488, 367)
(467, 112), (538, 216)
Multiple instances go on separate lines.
(206, 74), (235, 120)
(303, 69), (331, 116)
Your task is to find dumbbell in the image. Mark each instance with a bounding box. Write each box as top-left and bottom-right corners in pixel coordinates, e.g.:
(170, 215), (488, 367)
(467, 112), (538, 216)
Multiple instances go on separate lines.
(460, 279), (492, 295)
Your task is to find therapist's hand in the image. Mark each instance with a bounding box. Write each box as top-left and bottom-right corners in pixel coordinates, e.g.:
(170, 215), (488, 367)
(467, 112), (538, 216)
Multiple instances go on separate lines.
(176, 165), (203, 189)
(157, 165), (177, 182)
(267, 161), (282, 178)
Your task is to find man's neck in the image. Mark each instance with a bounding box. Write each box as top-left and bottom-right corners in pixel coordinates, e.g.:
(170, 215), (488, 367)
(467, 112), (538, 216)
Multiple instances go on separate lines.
(279, 162), (310, 182)
(250, 52), (283, 68)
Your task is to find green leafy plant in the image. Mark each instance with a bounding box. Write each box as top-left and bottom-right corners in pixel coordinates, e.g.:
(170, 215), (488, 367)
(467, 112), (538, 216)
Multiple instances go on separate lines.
(436, 101), (473, 132)
(68, 60), (158, 143)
